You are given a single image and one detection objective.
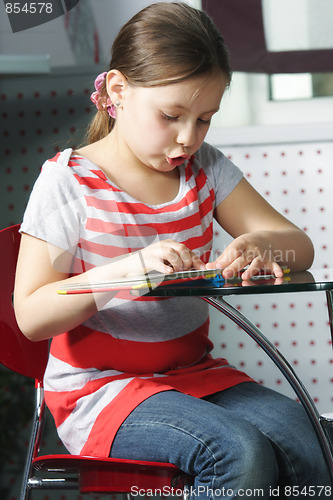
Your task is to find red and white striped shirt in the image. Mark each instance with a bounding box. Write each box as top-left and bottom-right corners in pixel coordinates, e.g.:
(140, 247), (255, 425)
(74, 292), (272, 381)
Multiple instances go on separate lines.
(21, 143), (253, 456)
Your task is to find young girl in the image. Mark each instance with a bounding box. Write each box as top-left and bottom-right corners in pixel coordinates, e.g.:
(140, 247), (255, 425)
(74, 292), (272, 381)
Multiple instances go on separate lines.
(14, 2), (330, 497)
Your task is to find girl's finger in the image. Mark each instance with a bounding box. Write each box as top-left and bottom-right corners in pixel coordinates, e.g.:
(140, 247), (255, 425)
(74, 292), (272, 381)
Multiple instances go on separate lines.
(222, 254), (250, 279)
(207, 245), (244, 271)
(164, 242), (206, 271)
(271, 261), (283, 278)
(241, 257), (265, 280)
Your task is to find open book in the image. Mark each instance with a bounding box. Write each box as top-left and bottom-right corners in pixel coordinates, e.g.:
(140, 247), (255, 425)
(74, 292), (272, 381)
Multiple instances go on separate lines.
(57, 268), (224, 295)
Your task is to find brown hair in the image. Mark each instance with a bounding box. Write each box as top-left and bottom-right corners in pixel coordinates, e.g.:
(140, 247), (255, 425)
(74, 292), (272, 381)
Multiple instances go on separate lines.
(86, 2), (231, 144)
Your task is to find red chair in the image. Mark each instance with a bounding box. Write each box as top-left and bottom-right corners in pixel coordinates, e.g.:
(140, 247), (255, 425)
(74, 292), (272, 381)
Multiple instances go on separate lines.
(0, 224), (194, 500)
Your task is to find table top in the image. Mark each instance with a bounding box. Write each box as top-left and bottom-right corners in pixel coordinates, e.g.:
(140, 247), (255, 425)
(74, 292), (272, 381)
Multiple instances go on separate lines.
(145, 268), (333, 297)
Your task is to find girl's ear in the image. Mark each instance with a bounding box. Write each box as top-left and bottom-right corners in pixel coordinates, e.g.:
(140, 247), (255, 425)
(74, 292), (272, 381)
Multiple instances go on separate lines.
(106, 69), (128, 105)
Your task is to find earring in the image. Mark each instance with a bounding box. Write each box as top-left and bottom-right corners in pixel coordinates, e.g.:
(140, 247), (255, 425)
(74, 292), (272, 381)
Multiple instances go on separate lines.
(115, 100), (120, 107)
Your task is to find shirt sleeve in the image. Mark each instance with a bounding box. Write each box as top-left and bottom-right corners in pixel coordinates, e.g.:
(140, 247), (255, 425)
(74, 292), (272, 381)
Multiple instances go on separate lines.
(197, 142), (243, 208)
(20, 150), (85, 254)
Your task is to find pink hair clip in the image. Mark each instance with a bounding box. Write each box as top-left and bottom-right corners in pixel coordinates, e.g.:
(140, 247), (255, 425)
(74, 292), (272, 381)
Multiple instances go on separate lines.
(90, 72), (117, 119)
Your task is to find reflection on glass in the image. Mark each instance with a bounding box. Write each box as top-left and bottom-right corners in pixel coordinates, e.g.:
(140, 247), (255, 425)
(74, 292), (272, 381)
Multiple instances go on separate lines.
(270, 73), (333, 101)
(262, 0), (333, 52)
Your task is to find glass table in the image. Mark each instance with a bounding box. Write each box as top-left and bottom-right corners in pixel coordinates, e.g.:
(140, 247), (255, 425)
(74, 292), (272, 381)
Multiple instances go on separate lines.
(146, 268), (333, 481)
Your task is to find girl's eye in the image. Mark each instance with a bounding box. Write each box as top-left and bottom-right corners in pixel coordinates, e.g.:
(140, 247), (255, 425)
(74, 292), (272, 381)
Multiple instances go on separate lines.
(162, 113), (179, 121)
(161, 113), (211, 124)
(198, 118), (211, 125)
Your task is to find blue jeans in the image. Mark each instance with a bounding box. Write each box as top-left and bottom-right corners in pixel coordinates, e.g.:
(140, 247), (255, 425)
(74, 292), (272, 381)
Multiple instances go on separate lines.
(110, 382), (331, 499)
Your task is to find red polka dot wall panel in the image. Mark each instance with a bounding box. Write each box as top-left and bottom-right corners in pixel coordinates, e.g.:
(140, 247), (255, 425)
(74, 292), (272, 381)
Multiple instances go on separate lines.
(209, 134), (333, 414)
(0, 71), (97, 230)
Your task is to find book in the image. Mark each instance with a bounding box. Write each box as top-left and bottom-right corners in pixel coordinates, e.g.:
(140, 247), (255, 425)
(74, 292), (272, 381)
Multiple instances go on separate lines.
(57, 268), (224, 295)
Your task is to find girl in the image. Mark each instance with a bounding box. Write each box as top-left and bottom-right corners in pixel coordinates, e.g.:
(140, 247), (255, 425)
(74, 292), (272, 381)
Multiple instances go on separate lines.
(14, 2), (330, 498)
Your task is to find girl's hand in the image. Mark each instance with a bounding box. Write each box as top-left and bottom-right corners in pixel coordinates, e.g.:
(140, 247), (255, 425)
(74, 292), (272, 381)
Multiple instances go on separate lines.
(206, 231), (285, 280)
(139, 239), (206, 275)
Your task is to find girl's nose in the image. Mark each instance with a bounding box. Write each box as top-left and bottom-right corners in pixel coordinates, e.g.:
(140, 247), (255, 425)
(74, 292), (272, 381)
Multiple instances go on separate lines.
(177, 123), (196, 149)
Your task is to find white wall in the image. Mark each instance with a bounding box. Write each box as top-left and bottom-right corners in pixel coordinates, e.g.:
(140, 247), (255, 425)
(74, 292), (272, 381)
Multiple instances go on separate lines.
(0, 0), (200, 69)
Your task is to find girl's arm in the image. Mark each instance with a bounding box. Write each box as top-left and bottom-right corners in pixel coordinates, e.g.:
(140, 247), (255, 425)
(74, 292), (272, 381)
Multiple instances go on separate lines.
(14, 234), (205, 342)
(207, 178), (314, 279)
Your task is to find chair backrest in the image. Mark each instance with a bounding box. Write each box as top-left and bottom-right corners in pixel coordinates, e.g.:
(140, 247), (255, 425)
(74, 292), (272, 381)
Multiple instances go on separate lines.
(0, 225), (48, 381)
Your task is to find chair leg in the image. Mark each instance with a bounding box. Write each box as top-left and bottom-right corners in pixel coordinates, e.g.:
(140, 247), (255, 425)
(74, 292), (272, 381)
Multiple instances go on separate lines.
(20, 414), (39, 500)
(20, 482), (31, 500)
(20, 385), (45, 500)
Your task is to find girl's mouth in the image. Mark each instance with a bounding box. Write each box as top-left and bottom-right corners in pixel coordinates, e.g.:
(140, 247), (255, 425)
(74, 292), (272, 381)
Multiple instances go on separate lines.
(166, 155), (191, 167)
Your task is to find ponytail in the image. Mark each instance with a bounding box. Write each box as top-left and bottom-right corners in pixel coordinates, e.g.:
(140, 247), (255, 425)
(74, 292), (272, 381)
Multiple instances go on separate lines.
(86, 110), (114, 144)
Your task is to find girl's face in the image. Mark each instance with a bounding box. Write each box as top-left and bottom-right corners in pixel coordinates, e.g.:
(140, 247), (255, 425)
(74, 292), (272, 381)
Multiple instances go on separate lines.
(115, 72), (226, 172)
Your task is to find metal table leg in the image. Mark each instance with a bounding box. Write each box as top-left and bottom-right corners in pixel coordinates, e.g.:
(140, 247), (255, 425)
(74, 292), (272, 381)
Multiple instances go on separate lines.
(323, 290), (333, 461)
(325, 290), (333, 348)
(203, 296), (333, 482)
